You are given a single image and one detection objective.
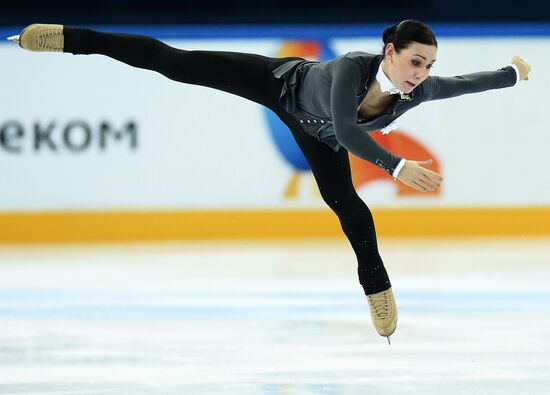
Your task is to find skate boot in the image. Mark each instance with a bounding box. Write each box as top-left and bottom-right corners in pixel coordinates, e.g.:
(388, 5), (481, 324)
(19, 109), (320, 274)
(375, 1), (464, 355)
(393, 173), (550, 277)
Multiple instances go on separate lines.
(367, 287), (398, 344)
(7, 24), (64, 52)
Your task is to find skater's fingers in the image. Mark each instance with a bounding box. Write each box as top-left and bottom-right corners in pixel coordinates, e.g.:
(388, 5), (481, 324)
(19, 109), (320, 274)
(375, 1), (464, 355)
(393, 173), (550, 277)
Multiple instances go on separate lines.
(421, 173), (441, 188)
(417, 176), (437, 191)
(419, 174), (438, 190)
(411, 180), (428, 192)
(423, 168), (443, 183)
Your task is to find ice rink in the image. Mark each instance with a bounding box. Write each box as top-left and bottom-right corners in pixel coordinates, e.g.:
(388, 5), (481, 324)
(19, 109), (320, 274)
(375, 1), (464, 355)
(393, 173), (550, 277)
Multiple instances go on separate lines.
(0, 238), (549, 394)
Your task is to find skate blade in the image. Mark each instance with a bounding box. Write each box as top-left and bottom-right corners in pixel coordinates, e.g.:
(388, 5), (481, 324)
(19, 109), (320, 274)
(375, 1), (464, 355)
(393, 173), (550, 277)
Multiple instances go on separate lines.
(7, 35), (20, 42)
(387, 335), (391, 345)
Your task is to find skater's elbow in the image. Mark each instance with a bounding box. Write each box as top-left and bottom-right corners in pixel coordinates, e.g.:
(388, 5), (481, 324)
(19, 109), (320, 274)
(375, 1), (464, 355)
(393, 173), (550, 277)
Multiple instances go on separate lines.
(334, 122), (355, 146)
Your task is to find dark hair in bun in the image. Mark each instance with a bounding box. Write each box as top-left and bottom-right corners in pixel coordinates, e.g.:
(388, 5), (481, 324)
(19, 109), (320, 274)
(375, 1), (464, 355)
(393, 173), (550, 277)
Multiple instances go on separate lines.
(382, 20), (437, 54)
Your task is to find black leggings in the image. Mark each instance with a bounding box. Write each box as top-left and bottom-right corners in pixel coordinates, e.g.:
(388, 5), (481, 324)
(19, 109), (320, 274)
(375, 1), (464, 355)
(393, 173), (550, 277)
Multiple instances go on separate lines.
(64, 28), (390, 295)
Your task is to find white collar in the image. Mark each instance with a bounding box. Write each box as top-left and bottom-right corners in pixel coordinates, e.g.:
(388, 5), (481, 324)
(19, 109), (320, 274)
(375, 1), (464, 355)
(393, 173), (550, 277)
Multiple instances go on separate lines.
(376, 61), (403, 96)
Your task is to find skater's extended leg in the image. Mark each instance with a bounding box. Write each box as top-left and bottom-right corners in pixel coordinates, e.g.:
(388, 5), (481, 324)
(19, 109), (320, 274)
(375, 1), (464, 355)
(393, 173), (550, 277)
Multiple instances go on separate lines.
(14, 24), (300, 109)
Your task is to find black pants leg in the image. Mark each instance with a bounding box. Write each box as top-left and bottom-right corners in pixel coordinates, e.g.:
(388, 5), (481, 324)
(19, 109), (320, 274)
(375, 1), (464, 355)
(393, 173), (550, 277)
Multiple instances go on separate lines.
(64, 28), (390, 295)
(275, 110), (391, 295)
(64, 27), (295, 110)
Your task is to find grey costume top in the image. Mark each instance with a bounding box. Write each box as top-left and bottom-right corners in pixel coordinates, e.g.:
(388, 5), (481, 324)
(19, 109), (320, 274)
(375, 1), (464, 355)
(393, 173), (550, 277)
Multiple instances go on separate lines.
(272, 51), (518, 175)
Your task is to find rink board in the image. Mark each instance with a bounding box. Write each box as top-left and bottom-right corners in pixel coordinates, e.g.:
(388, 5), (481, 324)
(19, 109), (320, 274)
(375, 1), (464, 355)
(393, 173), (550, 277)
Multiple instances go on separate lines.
(1, 207), (550, 242)
(1, 24), (549, 241)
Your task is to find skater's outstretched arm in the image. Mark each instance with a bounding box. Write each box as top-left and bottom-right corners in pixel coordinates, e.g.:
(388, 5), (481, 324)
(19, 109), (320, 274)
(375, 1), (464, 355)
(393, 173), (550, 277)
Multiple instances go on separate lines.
(422, 56), (531, 101)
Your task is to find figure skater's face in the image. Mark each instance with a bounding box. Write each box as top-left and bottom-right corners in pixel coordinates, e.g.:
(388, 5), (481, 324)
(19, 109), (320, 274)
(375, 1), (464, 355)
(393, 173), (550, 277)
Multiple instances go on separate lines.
(384, 42), (437, 93)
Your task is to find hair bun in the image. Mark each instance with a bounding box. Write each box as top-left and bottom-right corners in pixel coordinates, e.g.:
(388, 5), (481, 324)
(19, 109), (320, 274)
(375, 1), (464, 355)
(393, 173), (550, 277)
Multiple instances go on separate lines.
(382, 24), (397, 44)
(381, 20), (437, 55)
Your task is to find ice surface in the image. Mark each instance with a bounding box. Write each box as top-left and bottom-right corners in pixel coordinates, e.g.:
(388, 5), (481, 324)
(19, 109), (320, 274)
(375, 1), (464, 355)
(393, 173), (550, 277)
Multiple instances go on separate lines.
(0, 238), (549, 394)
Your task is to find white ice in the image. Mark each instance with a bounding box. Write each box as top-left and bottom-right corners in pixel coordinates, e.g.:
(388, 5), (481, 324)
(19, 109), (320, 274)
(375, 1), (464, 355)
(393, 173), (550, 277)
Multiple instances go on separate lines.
(0, 238), (549, 395)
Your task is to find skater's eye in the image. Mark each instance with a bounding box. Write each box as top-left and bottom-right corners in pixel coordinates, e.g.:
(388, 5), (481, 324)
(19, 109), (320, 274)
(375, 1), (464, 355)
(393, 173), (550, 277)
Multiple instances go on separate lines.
(412, 59), (435, 70)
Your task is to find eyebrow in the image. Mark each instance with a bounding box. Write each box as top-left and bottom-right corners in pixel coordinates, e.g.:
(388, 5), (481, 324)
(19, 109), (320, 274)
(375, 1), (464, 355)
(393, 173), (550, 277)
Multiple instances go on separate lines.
(413, 54), (437, 63)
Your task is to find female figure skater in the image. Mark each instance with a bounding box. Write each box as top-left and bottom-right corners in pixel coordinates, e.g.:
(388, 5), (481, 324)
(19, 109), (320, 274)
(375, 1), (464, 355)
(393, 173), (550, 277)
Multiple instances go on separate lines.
(9, 20), (531, 343)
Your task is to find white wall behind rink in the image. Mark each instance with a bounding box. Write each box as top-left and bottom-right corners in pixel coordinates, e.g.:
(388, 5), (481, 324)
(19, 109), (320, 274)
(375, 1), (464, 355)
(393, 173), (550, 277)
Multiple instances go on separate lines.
(0, 36), (548, 210)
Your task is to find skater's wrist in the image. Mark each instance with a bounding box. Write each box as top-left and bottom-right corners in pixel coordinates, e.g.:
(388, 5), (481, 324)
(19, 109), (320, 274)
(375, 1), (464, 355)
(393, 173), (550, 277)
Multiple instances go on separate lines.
(392, 158), (407, 179)
(508, 63), (521, 85)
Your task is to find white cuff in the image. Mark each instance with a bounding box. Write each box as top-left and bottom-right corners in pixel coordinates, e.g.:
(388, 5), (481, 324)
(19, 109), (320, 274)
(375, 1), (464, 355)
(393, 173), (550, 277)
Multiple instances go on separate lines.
(392, 158), (406, 179)
(508, 63), (520, 85)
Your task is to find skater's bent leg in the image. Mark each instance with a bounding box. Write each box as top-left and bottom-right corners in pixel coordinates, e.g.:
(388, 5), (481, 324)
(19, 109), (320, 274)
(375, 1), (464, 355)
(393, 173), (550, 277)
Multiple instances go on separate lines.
(63, 27), (290, 107)
(277, 111), (391, 295)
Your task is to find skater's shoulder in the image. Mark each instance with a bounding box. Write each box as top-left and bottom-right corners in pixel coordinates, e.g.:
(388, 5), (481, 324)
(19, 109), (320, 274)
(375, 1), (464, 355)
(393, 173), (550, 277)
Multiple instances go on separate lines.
(343, 50), (379, 60)
(328, 51), (383, 72)
(343, 51), (383, 68)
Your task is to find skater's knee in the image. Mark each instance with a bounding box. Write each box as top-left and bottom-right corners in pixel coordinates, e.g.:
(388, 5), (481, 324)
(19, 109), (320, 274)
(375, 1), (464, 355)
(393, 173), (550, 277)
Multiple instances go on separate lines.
(318, 187), (364, 215)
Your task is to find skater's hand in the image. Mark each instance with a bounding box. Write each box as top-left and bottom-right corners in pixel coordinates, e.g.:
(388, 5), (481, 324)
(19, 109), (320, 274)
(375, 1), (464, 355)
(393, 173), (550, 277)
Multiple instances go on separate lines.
(397, 159), (442, 192)
(511, 55), (531, 81)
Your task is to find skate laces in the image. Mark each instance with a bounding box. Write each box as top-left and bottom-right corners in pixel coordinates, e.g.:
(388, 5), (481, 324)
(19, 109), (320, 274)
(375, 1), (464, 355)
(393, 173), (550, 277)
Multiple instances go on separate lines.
(37, 29), (63, 51)
(368, 291), (392, 319)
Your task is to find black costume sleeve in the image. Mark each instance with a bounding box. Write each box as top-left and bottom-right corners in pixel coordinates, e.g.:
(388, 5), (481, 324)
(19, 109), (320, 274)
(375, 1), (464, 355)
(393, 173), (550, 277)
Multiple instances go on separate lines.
(331, 57), (402, 175)
(422, 65), (517, 101)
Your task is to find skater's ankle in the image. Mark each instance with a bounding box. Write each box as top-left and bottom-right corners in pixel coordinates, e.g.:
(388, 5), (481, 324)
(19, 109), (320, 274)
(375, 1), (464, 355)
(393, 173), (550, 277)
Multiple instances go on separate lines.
(359, 265), (391, 295)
